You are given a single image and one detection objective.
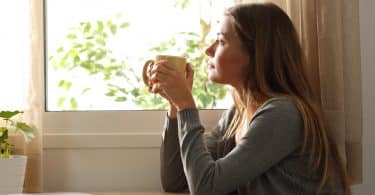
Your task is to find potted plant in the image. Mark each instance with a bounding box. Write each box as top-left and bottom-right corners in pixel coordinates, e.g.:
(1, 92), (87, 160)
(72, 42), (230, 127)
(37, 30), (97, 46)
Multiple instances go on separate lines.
(0, 110), (36, 193)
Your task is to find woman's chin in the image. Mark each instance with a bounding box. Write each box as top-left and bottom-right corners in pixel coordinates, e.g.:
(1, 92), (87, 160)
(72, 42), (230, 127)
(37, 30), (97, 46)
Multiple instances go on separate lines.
(207, 73), (215, 81)
(208, 74), (221, 83)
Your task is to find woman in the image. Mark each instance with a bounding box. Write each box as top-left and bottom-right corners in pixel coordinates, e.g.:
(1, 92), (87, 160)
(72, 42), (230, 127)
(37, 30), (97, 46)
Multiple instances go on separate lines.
(149, 2), (350, 195)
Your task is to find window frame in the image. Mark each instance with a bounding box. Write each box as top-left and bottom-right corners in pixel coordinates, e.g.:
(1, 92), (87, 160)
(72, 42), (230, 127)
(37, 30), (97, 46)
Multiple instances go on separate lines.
(43, 0), (229, 148)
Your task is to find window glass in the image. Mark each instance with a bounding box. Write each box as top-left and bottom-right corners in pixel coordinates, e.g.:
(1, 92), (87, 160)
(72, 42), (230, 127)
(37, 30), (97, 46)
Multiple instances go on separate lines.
(46, 0), (236, 111)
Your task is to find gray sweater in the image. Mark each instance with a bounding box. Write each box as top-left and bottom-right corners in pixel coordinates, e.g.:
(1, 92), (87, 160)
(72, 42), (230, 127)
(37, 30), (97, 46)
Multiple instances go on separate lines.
(160, 98), (343, 195)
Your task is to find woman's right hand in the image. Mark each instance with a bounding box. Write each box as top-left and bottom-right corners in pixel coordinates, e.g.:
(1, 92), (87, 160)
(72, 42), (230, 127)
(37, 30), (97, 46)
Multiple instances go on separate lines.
(149, 62), (195, 112)
(148, 62), (194, 117)
(147, 66), (177, 118)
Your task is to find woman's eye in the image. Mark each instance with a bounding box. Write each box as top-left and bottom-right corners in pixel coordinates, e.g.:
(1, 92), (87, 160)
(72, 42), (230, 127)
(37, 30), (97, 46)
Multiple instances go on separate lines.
(218, 39), (225, 45)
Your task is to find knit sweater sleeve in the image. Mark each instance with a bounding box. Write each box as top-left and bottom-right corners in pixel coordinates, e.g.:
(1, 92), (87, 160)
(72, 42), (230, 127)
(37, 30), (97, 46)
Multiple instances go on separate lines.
(160, 107), (235, 192)
(177, 99), (303, 195)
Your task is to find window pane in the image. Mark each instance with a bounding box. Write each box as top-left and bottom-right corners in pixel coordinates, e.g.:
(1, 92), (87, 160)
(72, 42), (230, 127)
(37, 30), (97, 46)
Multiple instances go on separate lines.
(46, 0), (235, 111)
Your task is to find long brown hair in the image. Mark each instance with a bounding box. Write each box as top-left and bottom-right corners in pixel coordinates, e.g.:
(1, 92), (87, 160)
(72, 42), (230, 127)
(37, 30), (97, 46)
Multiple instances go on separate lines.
(223, 3), (351, 194)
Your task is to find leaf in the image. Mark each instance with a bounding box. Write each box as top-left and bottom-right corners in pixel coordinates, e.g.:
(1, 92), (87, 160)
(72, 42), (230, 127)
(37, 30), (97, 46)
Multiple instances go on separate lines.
(173, 0), (190, 9)
(0, 111), (23, 119)
(73, 43), (83, 48)
(110, 25), (117, 35)
(85, 42), (94, 48)
(15, 122), (36, 142)
(88, 51), (96, 59)
(120, 22), (129, 28)
(2, 143), (12, 158)
(67, 34), (77, 39)
(57, 97), (66, 107)
(95, 51), (107, 60)
(97, 21), (104, 32)
(117, 87), (128, 94)
(65, 82), (72, 91)
(59, 54), (68, 68)
(58, 80), (72, 91)
(0, 129), (8, 143)
(58, 80), (65, 87)
(130, 89), (140, 96)
(70, 98), (78, 110)
(73, 55), (81, 64)
(57, 47), (64, 53)
(81, 88), (91, 95)
(83, 22), (91, 33)
(115, 96), (127, 102)
(16, 122), (35, 132)
(105, 90), (116, 97)
(95, 38), (106, 46)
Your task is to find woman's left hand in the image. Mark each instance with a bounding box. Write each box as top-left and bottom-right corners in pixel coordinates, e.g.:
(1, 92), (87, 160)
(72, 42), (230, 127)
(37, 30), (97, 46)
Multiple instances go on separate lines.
(150, 61), (196, 111)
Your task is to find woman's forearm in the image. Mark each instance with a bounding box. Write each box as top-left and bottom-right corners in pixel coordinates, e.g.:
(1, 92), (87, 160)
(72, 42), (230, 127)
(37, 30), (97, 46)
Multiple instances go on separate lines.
(160, 116), (188, 192)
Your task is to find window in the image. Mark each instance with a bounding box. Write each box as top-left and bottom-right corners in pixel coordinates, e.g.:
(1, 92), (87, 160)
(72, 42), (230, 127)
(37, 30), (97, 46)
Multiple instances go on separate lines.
(44, 0), (241, 139)
(46, 0), (235, 111)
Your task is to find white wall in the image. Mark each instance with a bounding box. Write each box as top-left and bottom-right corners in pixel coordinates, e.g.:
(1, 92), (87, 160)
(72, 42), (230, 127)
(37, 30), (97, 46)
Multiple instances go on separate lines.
(351, 0), (375, 194)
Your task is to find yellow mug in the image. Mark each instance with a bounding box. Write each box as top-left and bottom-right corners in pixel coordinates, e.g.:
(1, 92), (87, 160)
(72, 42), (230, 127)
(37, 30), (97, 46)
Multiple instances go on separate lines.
(142, 55), (187, 86)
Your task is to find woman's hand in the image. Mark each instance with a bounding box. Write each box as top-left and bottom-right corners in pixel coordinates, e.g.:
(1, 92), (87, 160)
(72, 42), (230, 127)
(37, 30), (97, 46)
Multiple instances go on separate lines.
(149, 61), (195, 111)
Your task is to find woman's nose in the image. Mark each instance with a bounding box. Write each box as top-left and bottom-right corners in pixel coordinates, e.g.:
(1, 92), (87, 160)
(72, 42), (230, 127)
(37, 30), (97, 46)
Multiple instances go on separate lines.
(205, 42), (215, 57)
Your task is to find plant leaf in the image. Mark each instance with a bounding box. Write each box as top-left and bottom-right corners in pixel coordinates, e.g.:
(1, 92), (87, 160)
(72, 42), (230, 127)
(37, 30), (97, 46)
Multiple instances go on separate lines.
(97, 21), (104, 32)
(15, 122), (35, 142)
(110, 25), (117, 35)
(67, 34), (77, 39)
(83, 22), (91, 33)
(0, 129), (8, 143)
(0, 111), (23, 119)
(120, 22), (129, 28)
(57, 97), (66, 107)
(70, 98), (78, 110)
(115, 96), (127, 102)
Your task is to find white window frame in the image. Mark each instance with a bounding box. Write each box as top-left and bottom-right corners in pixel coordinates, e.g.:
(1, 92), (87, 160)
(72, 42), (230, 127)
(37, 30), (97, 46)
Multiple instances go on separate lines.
(43, 110), (226, 149)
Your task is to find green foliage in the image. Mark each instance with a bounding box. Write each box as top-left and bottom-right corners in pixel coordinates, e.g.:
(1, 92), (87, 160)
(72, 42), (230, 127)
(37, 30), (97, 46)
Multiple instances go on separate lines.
(0, 111), (36, 158)
(49, 6), (228, 110)
(173, 0), (190, 9)
(49, 15), (135, 110)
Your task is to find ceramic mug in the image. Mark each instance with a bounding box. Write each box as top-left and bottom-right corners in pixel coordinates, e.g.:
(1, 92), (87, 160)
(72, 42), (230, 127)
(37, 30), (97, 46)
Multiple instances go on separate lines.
(142, 55), (187, 86)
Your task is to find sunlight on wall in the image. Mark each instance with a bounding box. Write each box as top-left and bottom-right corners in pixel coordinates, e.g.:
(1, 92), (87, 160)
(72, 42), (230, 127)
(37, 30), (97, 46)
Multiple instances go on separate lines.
(0, 0), (30, 110)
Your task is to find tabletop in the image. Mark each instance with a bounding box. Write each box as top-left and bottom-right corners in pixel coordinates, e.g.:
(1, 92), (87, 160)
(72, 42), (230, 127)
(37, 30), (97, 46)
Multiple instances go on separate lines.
(13, 192), (189, 195)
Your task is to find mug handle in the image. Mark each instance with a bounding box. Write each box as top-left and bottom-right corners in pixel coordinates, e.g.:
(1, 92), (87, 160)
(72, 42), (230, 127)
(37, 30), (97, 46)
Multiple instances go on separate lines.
(142, 59), (155, 86)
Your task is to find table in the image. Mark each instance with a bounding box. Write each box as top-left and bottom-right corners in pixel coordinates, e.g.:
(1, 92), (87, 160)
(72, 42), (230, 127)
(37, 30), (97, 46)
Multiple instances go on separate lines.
(92, 192), (188, 195)
(14, 192), (189, 195)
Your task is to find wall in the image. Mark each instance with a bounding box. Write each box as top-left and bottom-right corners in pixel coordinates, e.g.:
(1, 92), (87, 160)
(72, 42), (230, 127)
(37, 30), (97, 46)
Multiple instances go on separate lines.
(351, 0), (375, 194)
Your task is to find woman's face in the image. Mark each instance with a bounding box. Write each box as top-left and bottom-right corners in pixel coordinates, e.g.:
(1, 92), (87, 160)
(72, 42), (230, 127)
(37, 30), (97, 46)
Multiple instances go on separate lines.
(205, 15), (250, 89)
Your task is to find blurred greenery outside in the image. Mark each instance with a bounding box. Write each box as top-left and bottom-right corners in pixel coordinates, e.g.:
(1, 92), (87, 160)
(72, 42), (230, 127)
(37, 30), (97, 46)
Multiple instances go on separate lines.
(48, 0), (231, 110)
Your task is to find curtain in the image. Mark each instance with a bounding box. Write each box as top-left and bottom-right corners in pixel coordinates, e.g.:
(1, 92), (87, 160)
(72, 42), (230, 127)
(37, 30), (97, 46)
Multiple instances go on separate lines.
(15, 0), (44, 192)
(22, 0), (44, 191)
(263, 0), (363, 184)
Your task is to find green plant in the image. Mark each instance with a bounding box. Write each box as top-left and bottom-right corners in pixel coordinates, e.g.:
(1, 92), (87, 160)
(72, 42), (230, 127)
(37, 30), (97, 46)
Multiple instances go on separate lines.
(49, 1), (229, 110)
(48, 14), (132, 110)
(0, 111), (36, 158)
